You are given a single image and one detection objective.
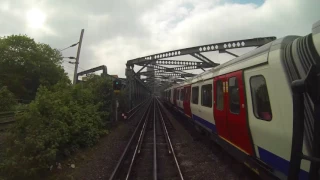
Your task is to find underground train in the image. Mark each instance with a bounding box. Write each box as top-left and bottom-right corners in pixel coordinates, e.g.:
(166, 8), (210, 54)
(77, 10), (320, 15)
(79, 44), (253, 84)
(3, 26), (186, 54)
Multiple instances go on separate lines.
(162, 21), (320, 180)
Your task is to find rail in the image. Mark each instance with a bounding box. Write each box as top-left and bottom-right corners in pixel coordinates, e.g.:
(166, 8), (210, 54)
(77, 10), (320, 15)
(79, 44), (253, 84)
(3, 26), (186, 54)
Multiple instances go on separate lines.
(126, 99), (148, 114)
(156, 97), (184, 179)
(0, 110), (25, 125)
(153, 100), (157, 180)
(108, 99), (152, 180)
(109, 97), (184, 180)
(127, 99), (150, 120)
(125, 102), (152, 180)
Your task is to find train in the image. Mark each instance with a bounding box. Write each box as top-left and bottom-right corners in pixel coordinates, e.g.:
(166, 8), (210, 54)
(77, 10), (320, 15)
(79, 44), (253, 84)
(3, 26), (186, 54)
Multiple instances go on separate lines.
(162, 20), (320, 180)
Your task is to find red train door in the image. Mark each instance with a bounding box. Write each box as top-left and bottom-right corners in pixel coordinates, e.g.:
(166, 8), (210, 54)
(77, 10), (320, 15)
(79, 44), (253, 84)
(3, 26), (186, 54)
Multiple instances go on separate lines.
(214, 75), (230, 140)
(214, 71), (253, 155)
(183, 86), (192, 117)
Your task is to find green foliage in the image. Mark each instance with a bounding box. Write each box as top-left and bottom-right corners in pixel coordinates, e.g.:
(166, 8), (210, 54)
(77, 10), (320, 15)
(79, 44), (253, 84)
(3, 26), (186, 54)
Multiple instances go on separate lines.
(82, 75), (113, 122)
(0, 87), (17, 111)
(118, 89), (129, 112)
(0, 35), (69, 101)
(1, 76), (112, 179)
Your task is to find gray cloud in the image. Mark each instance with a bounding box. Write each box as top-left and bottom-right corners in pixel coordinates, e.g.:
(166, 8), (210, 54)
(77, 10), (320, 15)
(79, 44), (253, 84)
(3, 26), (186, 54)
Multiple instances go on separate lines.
(0, 0), (319, 79)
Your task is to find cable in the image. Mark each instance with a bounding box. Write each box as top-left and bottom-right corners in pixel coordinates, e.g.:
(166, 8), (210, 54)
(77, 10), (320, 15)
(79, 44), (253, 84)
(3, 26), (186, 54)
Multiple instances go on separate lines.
(59, 42), (79, 51)
(59, 46), (72, 52)
(62, 60), (85, 71)
(63, 64), (75, 71)
(62, 59), (79, 66)
(63, 63), (85, 73)
(62, 57), (76, 60)
(78, 66), (85, 70)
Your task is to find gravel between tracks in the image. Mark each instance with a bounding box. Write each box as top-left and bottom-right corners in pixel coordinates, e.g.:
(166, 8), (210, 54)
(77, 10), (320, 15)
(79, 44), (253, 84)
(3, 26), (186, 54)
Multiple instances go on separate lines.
(161, 103), (259, 180)
(49, 115), (143, 180)
(50, 101), (257, 180)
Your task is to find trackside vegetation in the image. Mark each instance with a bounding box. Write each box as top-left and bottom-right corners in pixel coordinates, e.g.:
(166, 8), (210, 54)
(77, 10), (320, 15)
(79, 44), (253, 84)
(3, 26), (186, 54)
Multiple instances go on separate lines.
(0, 87), (17, 112)
(1, 76), (114, 179)
(0, 35), (120, 179)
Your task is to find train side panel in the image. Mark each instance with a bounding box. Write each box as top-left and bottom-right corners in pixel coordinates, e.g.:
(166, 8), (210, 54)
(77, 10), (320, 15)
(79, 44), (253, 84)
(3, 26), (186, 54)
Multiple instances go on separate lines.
(170, 88), (174, 104)
(190, 80), (216, 133)
(173, 88), (177, 106)
(176, 88), (183, 113)
(244, 45), (311, 178)
(162, 20), (320, 179)
(183, 86), (192, 118)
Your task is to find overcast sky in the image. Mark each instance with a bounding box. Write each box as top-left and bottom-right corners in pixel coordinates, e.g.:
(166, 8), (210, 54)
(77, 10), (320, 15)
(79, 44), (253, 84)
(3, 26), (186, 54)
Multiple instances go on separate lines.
(0, 0), (319, 79)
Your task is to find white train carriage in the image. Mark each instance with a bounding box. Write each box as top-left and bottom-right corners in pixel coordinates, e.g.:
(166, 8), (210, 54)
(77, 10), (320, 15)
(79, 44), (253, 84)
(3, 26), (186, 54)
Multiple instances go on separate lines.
(164, 20), (320, 180)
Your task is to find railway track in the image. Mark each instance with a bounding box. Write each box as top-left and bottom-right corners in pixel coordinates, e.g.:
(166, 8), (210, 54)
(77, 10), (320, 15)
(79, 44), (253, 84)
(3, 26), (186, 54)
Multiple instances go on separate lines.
(109, 98), (183, 180)
(126, 99), (149, 120)
(0, 111), (19, 131)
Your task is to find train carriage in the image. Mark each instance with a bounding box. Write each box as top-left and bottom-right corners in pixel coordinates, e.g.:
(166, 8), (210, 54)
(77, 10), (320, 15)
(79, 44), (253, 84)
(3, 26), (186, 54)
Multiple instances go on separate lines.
(163, 20), (320, 180)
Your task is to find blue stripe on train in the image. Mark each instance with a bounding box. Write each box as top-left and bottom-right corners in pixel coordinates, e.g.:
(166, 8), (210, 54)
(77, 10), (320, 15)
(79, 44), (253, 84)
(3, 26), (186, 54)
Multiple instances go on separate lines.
(192, 114), (216, 133)
(191, 114), (309, 180)
(258, 147), (309, 180)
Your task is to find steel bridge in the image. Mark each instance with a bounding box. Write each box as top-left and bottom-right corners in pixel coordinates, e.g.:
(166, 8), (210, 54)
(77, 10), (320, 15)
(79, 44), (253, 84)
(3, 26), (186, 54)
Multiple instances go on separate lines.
(125, 36), (276, 109)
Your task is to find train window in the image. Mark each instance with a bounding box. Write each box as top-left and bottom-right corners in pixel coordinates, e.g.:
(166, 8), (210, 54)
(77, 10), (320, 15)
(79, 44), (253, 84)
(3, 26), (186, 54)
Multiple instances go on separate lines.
(178, 89), (181, 100)
(201, 84), (212, 107)
(192, 86), (199, 104)
(216, 80), (224, 110)
(229, 77), (240, 114)
(250, 75), (272, 121)
(181, 89), (185, 101)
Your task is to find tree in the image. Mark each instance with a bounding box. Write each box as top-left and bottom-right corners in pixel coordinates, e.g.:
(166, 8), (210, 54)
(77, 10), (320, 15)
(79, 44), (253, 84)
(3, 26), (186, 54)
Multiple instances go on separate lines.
(1, 76), (112, 179)
(0, 35), (69, 101)
(0, 86), (17, 111)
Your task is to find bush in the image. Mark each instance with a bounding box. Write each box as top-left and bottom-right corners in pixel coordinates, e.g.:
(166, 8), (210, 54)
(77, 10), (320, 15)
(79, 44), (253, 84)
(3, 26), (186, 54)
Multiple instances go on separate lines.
(118, 89), (129, 112)
(0, 86), (17, 111)
(82, 75), (113, 122)
(1, 76), (112, 179)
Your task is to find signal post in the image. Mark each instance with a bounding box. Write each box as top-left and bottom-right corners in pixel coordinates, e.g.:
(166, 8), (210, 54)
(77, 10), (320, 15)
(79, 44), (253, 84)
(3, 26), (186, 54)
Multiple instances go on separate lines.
(113, 78), (122, 122)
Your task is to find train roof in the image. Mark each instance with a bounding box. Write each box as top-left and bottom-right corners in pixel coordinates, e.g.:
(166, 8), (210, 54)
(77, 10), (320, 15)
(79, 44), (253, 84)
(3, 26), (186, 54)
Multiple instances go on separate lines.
(165, 35), (301, 90)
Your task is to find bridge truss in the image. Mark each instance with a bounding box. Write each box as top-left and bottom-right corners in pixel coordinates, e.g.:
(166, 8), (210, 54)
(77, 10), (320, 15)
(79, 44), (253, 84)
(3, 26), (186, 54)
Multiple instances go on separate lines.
(125, 36), (276, 109)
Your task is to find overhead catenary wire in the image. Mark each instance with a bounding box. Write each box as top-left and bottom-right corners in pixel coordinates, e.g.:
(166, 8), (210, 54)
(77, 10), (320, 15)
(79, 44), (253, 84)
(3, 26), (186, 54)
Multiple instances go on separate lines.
(63, 64), (75, 71)
(78, 66), (85, 70)
(62, 60), (85, 72)
(64, 61), (85, 70)
(58, 42), (79, 52)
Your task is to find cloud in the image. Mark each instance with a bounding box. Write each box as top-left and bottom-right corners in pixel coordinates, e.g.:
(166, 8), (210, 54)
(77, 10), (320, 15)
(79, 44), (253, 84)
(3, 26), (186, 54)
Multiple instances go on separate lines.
(91, 0), (320, 78)
(0, 0), (319, 79)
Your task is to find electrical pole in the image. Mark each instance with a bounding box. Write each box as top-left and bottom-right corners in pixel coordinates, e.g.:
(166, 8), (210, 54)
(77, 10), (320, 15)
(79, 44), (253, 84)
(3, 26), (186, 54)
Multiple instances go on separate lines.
(73, 29), (84, 85)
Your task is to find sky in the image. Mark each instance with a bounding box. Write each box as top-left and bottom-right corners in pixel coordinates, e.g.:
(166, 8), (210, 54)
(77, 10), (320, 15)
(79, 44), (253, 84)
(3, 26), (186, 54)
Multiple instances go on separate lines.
(0, 0), (319, 79)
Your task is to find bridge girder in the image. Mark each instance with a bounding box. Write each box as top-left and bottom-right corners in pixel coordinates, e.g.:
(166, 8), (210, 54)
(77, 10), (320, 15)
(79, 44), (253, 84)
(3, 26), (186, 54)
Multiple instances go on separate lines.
(125, 36), (276, 108)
